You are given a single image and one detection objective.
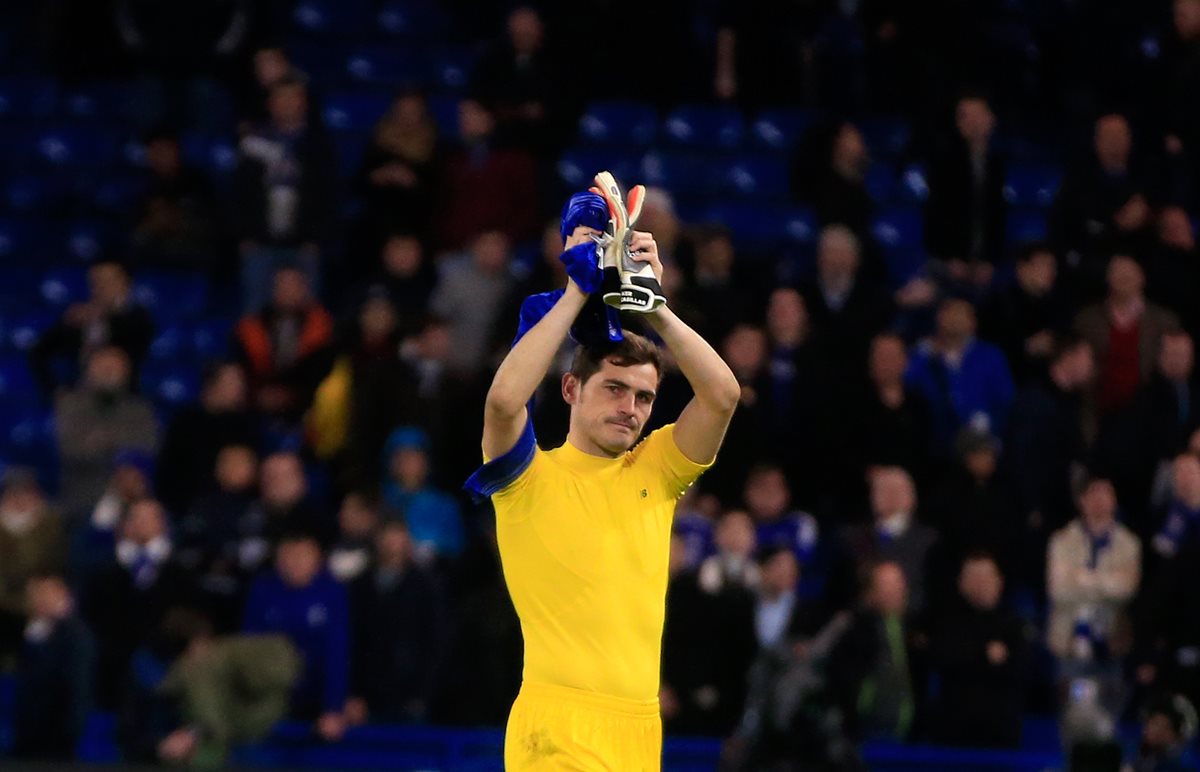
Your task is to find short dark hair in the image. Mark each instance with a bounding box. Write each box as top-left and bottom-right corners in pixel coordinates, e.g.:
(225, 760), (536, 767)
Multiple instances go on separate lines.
(569, 332), (662, 385)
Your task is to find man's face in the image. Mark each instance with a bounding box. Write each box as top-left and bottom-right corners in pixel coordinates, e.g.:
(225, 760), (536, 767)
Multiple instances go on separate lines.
(86, 348), (131, 392)
(833, 124), (867, 173)
(722, 325), (767, 377)
(216, 446), (258, 492)
(269, 84), (307, 128)
(565, 358), (658, 455)
(508, 7), (543, 54)
(964, 448), (997, 481)
(956, 98), (995, 145)
(766, 288), (807, 342)
(254, 48), (290, 87)
(1060, 344), (1096, 388)
(0, 484), (42, 516)
(459, 100), (494, 142)
(937, 299), (977, 340)
(122, 501), (165, 544)
(1079, 480), (1117, 532)
(360, 297), (398, 340)
(205, 365), (247, 412)
(261, 454), (306, 508)
(1172, 454), (1200, 500)
(869, 335), (907, 383)
(390, 447), (429, 488)
(959, 558), (1003, 610)
(89, 263), (128, 308)
(472, 231), (510, 274)
(1095, 115), (1132, 170)
(745, 469), (789, 521)
(272, 269), (309, 311)
(1017, 251), (1057, 295)
(870, 468), (915, 520)
(277, 540), (321, 588)
(870, 563), (908, 615)
(338, 495), (377, 539)
(376, 524), (411, 566)
(817, 231), (860, 281)
(26, 577), (69, 619)
(1161, 334), (1195, 381)
(762, 550), (799, 594)
(697, 235), (735, 277)
(146, 137), (181, 177)
(715, 510), (756, 557)
(382, 236), (422, 277)
(1107, 255), (1144, 299)
(1177, 0), (1200, 40)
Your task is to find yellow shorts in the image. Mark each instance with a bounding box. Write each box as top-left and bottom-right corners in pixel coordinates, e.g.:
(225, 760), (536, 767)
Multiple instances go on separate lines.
(504, 681), (662, 771)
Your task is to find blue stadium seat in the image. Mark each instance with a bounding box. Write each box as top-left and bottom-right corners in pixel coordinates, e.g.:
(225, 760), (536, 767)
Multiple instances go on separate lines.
(427, 95), (460, 140)
(0, 77), (57, 119)
(89, 174), (147, 215)
(5, 309), (56, 351)
(3, 174), (67, 215)
(333, 131), (369, 178)
(871, 207), (924, 251)
(0, 404), (58, 483)
(556, 147), (640, 191)
(292, 0), (374, 37)
(0, 219), (40, 262)
(1003, 162), (1062, 207)
(1007, 207), (1049, 244)
(132, 273), (209, 321)
(750, 108), (816, 151)
(0, 267), (39, 312)
(720, 155), (791, 200)
(662, 105), (744, 150)
(577, 102), (658, 148)
(58, 82), (129, 123)
(32, 125), (121, 168)
(377, 0), (451, 38)
(181, 133), (238, 176)
(430, 48), (474, 93)
(190, 318), (234, 361)
(148, 324), (188, 362)
(39, 267), (89, 308)
(884, 248), (929, 286)
(699, 202), (818, 249)
(63, 219), (115, 263)
(344, 47), (426, 87)
(640, 150), (717, 197)
(140, 363), (201, 407)
(859, 116), (912, 159)
(897, 163), (930, 204)
(0, 355), (36, 400)
(324, 92), (392, 133)
(864, 164), (898, 203)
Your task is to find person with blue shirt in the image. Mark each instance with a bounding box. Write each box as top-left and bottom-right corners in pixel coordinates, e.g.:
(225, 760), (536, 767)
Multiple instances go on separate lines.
(242, 531), (349, 742)
(381, 426), (465, 563)
(906, 297), (1015, 457)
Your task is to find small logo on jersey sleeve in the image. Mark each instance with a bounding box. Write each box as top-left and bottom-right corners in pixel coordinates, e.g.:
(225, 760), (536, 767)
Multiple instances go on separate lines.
(640, 488), (648, 498)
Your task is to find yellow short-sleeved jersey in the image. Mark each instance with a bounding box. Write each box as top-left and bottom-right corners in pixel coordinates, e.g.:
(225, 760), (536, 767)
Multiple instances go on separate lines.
(488, 424), (710, 701)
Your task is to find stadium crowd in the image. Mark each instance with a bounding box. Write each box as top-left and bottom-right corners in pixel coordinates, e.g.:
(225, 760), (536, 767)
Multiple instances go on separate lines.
(5, 0), (1200, 769)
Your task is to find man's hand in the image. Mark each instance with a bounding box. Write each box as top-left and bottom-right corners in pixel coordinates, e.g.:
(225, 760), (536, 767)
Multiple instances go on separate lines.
(565, 225), (601, 250)
(628, 231), (663, 286)
(317, 711), (347, 742)
(986, 640), (1009, 665)
(158, 728), (198, 763)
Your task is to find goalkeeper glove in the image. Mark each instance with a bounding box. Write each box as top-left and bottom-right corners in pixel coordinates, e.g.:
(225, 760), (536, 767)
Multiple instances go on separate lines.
(591, 170), (666, 313)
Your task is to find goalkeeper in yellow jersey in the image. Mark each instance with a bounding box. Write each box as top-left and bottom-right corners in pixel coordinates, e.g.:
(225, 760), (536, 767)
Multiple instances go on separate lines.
(465, 174), (740, 770)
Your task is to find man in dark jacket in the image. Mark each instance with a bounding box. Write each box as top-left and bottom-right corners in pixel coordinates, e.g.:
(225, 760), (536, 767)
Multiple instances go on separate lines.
(346, 520), (450, 724)
(931, 552), (1027, 747)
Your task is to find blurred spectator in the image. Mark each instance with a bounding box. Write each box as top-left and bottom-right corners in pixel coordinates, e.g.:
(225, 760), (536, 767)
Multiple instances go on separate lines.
(242, 532), (350, 741)
(429, 230), (518, 374)
(982, 243), (1071, 383)
(714, 0), (825, 107)
(157, 362), (258, 513)
(237, 46), (316, 128)
(1145, 207), (1200, 338)
(1047, 478), (1141, 667)
(433, 99), (539, 250)
(852, 333), (932, 488)
(1126, 693), (1198, 772)
(346, 519), (450, 724)
(233, 73), (337, 310)
(833, 467), (938, 613)
(827, 561), (917, 742)
(677, 225), (757, 344)
(743, 464), (821, 571)
(30, 260), (155, 398)
(698, 510), (761, 595)
(928, 428), (1021, 590)
(372, 234), (436, 339)
(238, 452), (328, 570)
(663, 532), (756, 737)
(637, 188), (695, 273)
(803, 225), (893, 387)
(55, 346), (158, 519)
(155, 608), (300, 768)
(177, 444), (259, 630)
(470, 6), (563, 149)
(358, 92), (439, 246)
(234, 266), (335, 420)
(1075, 255), (1180, 415)
(671, 489), (717, 571)
(328, 492), (379, 583)
(0, 468), (64, 662)
(793, 121), (874, 240)
(1051, 113), (1154, 282)
(129, 128), (218, 271)
(925, 92), (1008, 276)
(12, 575), (95, 761)
(1162, 0), (1200, 180)
(753, 546), (822, 651)
(1152, 454), (1200, 560)
(905, 297), (1015, 454)
(83, 498), (191, 708)
(703, 325), (770, 503)
(70, 449), (157, 589)
(931, 553), (1027, 748)
(381, 426), (464, 563)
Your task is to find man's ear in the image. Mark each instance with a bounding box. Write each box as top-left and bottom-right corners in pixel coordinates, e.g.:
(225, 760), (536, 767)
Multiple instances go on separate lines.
(562, 372), (580, 405)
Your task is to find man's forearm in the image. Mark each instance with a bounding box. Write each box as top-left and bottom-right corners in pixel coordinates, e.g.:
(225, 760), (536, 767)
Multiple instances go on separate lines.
(645, 307), (740, 410)
(486, 284), (589, 416)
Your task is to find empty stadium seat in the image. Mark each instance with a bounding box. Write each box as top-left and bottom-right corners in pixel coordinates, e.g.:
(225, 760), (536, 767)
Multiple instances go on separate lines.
(3, 174), (67, 215)
(0, 267), (40, 311)
(871, 207), (924, 251)
(698, 202), (818, 249)
(720, 155), (791, 200)
(190, 318), (234, 361)
(898, 163), (930, 203)
(1007, 207), (1049, 244)
(140, 363), (201, 407)
(181, 133), (239, 176)
(292, 0), (375, 37)
(640, 150), (718, 197)
(377, 0), (451, 39)
(0, 77), (57, 119)
(58, 82), (129, 123)
(430, 48), (474, 92)
(39, 266), (89, 307)
(662, 105), (744, 150)
(556, 147), (640, 191)
(0, 219), (40, 262)
(1003, 162), (1062, 207)
(859, 116), (911, 159)
(0, 355), (36, 400)
(333, 131), (369, 178)
(32, 125), (121, 168)
(89, 174), (148, 215)
(344, 47), (426, 87)
(750, 108), (816, 151)
(864, 164), (898, 203)
(577, 102), (658, 148)
(3, 309), (55, 351)
(132, 273), (209, 320)
(147, 324), (188, 362)
(63, 219), (115, 263)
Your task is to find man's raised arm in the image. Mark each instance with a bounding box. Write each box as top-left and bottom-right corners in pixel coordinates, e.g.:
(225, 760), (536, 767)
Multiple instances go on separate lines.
(483, 281), (588, 460)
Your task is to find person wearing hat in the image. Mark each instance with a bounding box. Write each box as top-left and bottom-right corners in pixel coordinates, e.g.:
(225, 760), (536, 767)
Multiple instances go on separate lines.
(381, 426), (464, 563)
(0, 468), (65, 664)
(1128, 693), (1198, 772)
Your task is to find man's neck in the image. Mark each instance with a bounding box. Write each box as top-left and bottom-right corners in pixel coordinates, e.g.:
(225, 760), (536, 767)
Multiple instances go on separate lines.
(565, 430), (622, 459)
